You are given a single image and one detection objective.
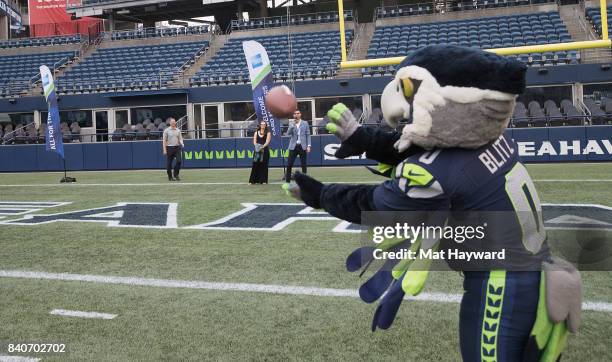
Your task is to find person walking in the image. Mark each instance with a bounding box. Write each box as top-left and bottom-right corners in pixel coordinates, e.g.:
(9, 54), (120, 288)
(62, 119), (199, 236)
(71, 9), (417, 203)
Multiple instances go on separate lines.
(162, 117), (184, 181)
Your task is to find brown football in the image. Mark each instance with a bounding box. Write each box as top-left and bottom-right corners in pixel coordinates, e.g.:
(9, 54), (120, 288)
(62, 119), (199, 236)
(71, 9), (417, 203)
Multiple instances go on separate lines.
(265, 85), (297, 118)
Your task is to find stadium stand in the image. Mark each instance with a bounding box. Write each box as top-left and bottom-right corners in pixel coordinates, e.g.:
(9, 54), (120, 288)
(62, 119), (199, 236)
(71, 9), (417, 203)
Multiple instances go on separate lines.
(585, 5), (612, 36)
(231, 10), (353, 30)
(109, 118), (168, 142)
(57, 41), (209, 94)
(375, 0), (556, 18)
(511, 99), (587, 127)
(105, 25), (210, 41)
(583, 96), (612, 125)
(0, 34), (83, 49)
(363, 11), (574, 76)
(191, 30), (353, 86)
(0, 118), (169, 145)
(0, 51), (77, 98)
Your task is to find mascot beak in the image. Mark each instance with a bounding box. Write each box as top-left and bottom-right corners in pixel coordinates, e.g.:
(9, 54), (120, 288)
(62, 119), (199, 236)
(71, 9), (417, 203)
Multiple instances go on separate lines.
(381, 76), (418, 128)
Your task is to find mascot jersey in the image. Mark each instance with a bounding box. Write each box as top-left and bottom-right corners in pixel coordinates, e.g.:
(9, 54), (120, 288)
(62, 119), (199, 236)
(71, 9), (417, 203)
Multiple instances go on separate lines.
(373, 133), (549, 271)
(317, 135), (550, 361)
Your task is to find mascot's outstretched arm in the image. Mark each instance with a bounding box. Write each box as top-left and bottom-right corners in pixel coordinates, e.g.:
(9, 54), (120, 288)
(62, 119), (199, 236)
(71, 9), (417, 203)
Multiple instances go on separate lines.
(285, 172), (377, 224)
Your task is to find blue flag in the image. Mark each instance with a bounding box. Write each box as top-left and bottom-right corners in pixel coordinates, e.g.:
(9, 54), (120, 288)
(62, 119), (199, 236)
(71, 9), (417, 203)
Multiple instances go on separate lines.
(243, 40), (281, 149)
(40, 65), (64, 159)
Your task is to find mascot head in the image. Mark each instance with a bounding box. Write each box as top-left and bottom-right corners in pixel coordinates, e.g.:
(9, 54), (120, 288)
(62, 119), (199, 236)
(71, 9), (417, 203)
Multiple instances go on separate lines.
(381, 45), (527, 151)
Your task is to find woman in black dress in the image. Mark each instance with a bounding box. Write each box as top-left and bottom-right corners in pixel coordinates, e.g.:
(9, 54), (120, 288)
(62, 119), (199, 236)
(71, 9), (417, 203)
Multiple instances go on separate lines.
(249, 121), (271, 184)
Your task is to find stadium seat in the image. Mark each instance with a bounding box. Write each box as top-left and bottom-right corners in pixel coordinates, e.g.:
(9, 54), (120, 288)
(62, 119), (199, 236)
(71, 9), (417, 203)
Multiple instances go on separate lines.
(192, 30), (353, 86)
(58, 41), (208, 94)
(365, 11), (573, 75)
(0, 35), (82, 49)
(0, 51), (76, 98)
(583, 97), (609, 125)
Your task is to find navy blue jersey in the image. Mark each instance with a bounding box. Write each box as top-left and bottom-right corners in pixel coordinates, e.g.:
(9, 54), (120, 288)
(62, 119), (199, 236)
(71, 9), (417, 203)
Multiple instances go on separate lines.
(372, 134), (549, 270)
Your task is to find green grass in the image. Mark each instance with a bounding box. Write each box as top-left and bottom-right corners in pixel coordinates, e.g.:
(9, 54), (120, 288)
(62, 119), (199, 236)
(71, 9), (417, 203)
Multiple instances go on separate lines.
(0, 164), (611, 361)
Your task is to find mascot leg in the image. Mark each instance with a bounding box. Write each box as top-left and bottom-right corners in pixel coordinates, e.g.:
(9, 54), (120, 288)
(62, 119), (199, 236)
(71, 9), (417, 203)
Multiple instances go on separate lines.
(460, 271), (540, 362)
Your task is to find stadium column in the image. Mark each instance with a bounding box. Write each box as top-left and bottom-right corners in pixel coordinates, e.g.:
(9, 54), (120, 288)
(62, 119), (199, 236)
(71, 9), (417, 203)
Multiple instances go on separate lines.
(34, 111), (41, 130)
(259, 0), (268, 17)
(572, 83), (583, 106)
(0, 15), (8, 40)
(108, 12), (115, 32)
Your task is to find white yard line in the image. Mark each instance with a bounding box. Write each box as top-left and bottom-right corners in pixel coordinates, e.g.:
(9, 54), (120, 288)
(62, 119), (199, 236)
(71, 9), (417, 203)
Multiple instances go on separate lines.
(0, 270), (610, 313)
(0, 356), (40, 362)
(49, 309), (116, 320)
(1, 179), (612, 187)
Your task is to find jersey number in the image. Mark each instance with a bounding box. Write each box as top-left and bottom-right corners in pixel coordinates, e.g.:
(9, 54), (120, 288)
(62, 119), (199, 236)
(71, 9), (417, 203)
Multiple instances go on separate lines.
(505, 163), (546, 253)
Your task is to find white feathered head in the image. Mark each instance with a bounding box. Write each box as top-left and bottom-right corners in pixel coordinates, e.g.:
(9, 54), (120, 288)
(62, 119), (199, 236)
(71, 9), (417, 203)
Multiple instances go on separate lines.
(380, 45), (527, 151)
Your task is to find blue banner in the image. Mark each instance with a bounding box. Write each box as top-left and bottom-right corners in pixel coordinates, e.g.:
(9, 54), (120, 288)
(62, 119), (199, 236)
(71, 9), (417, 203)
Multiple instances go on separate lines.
(40, 65), (64, 159)
(243, 40), (282, 149)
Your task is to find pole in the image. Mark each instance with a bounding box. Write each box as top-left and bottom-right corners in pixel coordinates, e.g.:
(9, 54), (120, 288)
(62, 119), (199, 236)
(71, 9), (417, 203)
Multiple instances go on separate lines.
(282, 5), (292, 180)
(601, 0), (609, 40)
(338, 0), (347, 63)
(63, 157), (67, 180)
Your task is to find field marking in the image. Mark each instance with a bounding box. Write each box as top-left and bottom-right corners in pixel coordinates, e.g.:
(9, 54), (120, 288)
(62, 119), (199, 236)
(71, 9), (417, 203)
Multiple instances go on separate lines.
(0, 356), (40, 362)
(49, 309), (117, 320)
(0, 166), (368, 175)
(0, 270), (610, 313)
(1, 179), (612, 187)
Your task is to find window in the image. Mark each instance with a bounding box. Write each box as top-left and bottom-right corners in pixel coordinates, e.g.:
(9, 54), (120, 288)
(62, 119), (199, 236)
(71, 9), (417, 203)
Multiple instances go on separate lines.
(130, 105), (187, 128)
(42, 110), (93, 128)
(583, 83), (612, 100)
(296, 100), (313, 121)
(371, 94), (382, 112)
(224, 102), (255, 123)
(314, 96), (363, 118)
(0, 113), (35, 131)
(517, 86), (572, 107)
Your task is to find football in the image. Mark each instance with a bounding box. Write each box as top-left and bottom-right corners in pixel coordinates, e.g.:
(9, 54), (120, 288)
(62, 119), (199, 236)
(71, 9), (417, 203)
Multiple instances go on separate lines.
(265, 85), (297, 118)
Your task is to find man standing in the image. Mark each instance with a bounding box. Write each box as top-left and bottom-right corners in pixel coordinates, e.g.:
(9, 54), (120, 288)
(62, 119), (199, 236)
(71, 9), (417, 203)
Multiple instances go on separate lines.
(162, 117), (184, 181)
(284, 109), (311, 182)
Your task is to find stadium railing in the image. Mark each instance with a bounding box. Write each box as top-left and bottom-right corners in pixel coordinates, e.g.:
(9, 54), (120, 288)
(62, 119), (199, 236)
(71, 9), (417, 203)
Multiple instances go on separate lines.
(102, 25), (211, 41)
(190, 64), (340, 87)
(230, 10), (354, 31)
(67, 0), (148, 9)
(0, 34), (85, 49)
(374, 0), (557, 20)
(4, 116), (609, 146)
(55, 69), (179, 95)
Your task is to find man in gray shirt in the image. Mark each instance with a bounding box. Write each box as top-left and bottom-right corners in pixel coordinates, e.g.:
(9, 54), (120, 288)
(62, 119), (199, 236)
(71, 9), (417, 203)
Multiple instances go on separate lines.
(163, 117), (185, 181)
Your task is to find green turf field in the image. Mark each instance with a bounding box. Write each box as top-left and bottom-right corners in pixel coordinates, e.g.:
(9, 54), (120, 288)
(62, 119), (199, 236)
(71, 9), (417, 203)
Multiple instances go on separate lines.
(0, 164), (611, 361)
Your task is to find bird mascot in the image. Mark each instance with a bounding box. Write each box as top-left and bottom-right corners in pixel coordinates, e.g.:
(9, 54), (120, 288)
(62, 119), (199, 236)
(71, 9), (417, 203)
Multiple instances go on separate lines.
(284, 45), (581, 362)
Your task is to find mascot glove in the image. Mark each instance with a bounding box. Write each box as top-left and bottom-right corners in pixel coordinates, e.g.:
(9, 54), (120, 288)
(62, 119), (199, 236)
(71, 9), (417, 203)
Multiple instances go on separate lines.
(283, 172), (323, 209)
(325, 103), (359, 141)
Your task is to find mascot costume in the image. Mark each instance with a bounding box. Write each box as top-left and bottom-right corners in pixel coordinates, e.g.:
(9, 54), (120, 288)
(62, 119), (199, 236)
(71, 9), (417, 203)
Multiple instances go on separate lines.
(284, 45), (581, 361)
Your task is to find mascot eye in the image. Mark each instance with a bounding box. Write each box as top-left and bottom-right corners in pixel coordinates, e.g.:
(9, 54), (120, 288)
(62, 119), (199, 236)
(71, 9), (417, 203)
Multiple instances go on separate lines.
(400, 78), (414, 98)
